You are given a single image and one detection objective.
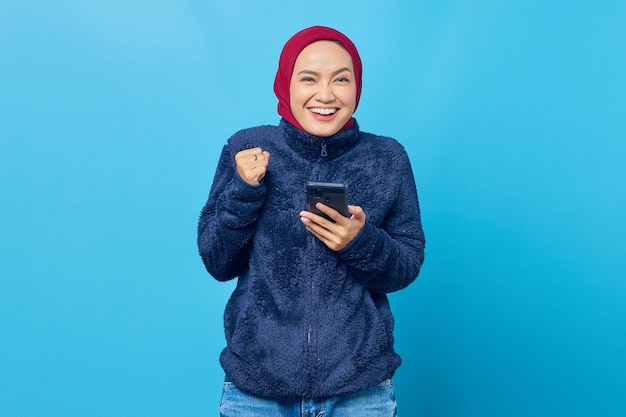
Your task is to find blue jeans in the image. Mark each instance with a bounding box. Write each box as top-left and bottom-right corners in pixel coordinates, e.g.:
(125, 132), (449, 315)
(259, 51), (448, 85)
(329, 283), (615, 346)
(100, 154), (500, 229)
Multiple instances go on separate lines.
(218, 379), (398, 417)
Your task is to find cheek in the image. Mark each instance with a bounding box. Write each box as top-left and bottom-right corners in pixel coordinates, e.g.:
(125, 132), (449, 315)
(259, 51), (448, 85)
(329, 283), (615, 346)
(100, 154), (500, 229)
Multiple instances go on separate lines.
(340, 88), (357, 110)
(289, 86), (303, 108)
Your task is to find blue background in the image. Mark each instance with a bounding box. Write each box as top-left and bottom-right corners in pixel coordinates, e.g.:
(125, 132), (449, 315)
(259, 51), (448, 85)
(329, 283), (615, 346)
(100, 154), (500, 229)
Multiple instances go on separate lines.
(1, 1), (625, 416)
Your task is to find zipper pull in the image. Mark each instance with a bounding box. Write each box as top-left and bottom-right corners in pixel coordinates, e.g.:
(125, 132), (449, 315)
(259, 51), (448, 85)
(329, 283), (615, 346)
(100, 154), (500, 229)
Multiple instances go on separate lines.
(320, 141), (327, 157)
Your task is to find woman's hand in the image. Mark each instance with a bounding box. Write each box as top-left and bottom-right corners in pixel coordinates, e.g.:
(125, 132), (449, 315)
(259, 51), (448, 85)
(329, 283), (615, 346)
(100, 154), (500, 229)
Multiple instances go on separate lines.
(300, 204), (366, 251)
(235, 148), (270, 185)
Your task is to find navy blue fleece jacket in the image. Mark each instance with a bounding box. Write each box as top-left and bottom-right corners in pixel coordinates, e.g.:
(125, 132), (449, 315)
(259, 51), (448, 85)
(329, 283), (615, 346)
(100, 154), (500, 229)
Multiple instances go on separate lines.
(197, 118), (425, 398)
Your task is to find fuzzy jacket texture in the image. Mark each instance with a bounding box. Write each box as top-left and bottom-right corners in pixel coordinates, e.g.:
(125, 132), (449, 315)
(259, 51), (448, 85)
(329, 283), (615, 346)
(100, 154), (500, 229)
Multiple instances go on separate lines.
(197, 118), (425, 398)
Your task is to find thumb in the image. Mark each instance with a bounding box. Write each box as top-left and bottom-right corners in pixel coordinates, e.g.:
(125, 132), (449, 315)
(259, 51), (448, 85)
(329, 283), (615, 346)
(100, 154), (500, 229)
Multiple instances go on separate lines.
(348, 205), (365, 221)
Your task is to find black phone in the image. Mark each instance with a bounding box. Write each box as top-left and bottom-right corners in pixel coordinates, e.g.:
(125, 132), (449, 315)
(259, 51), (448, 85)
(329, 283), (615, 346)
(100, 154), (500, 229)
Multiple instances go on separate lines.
(306, 182), (349, 222)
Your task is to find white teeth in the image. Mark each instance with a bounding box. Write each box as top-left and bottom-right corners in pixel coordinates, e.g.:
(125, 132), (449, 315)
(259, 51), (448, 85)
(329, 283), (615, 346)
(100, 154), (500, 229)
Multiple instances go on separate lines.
(309, 108), (337, 115)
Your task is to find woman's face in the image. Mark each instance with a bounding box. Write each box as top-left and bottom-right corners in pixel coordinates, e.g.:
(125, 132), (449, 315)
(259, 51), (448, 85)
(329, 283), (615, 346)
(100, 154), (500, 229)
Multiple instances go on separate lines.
(289, 40), (357, 137)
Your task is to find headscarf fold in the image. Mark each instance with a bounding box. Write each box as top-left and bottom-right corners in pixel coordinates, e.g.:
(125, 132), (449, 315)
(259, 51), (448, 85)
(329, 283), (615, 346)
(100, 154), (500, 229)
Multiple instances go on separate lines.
(273, 26), (363, 132)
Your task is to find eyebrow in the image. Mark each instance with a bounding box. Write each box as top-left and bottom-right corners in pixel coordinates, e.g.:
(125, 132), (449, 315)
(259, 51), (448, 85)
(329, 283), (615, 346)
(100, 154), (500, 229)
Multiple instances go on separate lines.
(297, 67), (353, 77)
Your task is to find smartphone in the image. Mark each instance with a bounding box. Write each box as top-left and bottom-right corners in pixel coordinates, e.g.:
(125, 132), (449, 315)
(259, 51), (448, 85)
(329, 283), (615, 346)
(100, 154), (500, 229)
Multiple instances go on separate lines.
(306, 181), (349, 222)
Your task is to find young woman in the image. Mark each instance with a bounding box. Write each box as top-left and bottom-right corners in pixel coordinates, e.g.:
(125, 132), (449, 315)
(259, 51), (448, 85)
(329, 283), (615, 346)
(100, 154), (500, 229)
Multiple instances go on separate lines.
(198, 26), (425, 417)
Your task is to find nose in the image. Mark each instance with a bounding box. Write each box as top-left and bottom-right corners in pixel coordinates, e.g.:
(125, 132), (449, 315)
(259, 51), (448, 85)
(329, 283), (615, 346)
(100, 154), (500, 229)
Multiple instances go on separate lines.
(316, 83), (335, 103)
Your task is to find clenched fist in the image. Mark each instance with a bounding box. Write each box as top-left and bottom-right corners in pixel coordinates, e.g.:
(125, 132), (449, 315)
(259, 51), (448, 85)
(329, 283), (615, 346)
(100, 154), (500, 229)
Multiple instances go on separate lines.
(235, 147), (271, 185)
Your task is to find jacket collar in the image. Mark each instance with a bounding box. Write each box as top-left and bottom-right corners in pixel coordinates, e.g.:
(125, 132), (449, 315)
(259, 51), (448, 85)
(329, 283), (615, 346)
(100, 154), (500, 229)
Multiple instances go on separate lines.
(280, 118), (361, 161)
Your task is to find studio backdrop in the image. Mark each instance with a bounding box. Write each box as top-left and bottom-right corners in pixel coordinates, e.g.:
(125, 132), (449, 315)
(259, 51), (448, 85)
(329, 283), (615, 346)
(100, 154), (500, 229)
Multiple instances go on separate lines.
(1, 1), (625, 416)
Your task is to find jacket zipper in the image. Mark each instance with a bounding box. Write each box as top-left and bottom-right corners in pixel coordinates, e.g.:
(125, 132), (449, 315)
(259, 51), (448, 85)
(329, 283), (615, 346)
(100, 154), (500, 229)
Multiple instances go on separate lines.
(304, 141), (327, 395)
(305, 263), (315, 395)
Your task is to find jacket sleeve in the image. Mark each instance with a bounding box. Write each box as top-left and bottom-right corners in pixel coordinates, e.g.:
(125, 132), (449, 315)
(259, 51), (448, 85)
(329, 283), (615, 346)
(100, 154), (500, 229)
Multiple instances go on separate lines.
(197, 144), (267, 281)
(338, 151), (425, 294)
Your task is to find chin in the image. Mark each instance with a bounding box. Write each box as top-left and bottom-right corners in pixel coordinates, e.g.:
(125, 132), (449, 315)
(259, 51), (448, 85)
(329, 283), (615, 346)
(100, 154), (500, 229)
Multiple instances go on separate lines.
(303, 119), (348, 137)
(307, 126), (340, 137)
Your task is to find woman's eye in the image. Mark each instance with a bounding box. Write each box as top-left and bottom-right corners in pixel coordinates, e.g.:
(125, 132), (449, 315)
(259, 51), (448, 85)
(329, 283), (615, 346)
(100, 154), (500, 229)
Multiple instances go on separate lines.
(300, 77), (315, 82)
(335, 77), (349, 83)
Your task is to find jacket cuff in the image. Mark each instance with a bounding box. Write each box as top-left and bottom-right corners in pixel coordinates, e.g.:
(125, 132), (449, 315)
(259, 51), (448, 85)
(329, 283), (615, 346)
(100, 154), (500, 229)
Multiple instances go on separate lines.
(218, 173), (267, 228)
(338, 222), (383, 264)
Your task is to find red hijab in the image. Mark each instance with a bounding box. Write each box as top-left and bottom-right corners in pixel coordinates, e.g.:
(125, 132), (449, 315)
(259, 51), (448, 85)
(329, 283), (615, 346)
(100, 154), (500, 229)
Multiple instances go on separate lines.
(273, 26), (363, 132)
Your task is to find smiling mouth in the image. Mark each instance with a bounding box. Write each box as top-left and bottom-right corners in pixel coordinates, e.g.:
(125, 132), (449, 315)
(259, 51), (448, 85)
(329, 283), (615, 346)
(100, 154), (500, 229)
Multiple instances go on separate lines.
(308, 107), (338, 116)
